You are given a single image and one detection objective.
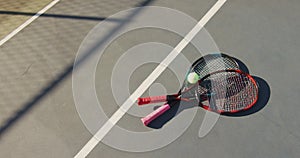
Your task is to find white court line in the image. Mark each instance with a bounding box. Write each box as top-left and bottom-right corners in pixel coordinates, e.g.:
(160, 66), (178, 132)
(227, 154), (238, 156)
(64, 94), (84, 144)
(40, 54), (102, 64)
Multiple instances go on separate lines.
(74, 0), (227, 157)
(0, 0), (60, 46)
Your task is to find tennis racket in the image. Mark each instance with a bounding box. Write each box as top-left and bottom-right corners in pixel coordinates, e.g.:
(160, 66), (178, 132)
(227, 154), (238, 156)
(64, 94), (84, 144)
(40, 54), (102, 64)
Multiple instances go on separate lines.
(138, 54), (258, 126)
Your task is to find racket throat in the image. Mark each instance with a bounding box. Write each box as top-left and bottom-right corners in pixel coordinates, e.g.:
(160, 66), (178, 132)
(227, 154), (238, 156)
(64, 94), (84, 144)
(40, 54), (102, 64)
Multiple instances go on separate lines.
(166, 95), (179, 102)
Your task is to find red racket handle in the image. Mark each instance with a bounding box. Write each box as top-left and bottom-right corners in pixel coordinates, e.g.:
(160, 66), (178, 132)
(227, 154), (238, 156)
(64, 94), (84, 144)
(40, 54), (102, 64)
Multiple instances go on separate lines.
(137, 96), (167, 105)
(141, 104), (171, 126)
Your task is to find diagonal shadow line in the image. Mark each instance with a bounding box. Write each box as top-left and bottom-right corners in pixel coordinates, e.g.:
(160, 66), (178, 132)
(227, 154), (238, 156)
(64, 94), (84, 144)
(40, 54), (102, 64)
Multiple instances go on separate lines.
(0, 10), (122, 22)
(0, 0), (155, 137)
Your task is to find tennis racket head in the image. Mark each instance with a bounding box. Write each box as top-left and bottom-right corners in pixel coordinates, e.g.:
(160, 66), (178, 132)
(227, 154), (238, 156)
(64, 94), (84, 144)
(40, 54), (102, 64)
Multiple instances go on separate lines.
(181, 53), (239, 90)
(197, 69), (258, 113)
(191, 53), (239, 78)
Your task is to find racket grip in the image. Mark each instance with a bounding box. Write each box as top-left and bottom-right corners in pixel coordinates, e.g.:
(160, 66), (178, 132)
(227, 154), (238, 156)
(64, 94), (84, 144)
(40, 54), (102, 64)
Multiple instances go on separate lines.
(137, 96), (167, 105)
(141, 104), (171, 126)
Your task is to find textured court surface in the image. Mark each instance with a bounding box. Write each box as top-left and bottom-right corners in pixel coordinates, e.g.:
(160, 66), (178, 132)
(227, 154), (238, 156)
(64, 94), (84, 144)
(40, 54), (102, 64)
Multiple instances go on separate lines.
(0, 0), (53, 39)
(0, 0), (300, 157)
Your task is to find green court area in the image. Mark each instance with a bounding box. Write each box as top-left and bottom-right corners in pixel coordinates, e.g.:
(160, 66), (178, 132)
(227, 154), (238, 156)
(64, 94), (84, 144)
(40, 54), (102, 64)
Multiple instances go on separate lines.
(0, 0), (53, 39)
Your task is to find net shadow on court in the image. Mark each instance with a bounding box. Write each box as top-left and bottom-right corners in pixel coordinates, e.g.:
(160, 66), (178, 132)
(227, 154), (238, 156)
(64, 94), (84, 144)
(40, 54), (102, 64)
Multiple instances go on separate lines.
(0, 10), (122, 22)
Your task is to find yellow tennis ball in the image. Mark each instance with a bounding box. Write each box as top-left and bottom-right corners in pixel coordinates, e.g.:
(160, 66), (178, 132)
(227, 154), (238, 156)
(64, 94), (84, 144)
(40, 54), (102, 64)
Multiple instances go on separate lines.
(187, 72), (199, 84)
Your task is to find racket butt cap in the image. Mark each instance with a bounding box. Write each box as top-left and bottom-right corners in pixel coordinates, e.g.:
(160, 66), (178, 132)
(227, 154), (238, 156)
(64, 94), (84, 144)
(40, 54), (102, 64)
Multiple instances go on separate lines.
(141, 117), (150, 126)
(137, 98), (150, 105)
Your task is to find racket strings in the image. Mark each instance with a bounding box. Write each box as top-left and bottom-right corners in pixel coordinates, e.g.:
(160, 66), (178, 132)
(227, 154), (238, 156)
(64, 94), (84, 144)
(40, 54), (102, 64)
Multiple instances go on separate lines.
(200, 71), (257, 112)
(192, 55), (239, 79)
